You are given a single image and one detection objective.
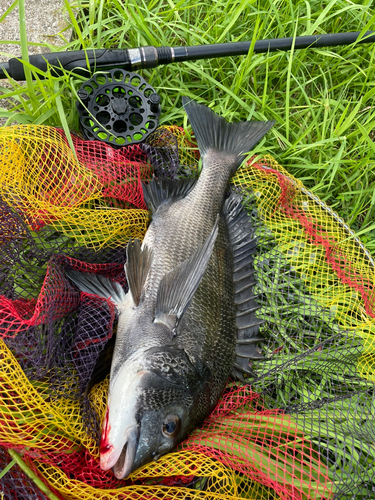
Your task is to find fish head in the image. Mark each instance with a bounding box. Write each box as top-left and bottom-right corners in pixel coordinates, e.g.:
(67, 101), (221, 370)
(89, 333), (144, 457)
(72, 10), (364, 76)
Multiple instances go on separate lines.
(100, 345), (207, 479)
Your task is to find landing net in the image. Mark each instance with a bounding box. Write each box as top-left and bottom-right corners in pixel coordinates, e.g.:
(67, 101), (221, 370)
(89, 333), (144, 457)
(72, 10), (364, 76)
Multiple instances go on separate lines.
(0, 124), (373, 499)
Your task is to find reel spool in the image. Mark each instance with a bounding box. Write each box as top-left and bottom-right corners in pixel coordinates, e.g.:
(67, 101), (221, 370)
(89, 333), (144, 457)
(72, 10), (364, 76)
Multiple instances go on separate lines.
(76, 69), (161, 146)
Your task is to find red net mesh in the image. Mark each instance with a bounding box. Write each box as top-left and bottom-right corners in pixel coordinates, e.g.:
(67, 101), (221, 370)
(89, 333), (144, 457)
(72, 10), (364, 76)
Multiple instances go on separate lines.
(59, 129), (151, 209)
(183, 385), (334, 500)
(0, 255), (123, 338)
(254, 164), (375, 318)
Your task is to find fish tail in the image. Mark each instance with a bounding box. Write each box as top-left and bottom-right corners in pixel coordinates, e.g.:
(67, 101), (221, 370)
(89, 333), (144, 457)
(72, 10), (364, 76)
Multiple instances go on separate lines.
(182, 97), (274, 173)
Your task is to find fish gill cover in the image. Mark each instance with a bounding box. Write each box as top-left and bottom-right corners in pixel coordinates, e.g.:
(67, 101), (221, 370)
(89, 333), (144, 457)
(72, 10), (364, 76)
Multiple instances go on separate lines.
(0, 124), (373, 499)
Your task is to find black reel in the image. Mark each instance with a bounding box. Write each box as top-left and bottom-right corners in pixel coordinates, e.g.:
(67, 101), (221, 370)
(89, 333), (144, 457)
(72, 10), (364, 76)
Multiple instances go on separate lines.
(76, 69), (161, 147)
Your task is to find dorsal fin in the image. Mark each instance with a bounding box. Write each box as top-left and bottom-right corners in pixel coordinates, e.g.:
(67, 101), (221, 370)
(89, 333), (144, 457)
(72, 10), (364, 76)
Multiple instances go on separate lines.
(224, 193), (265, 380)
(66, 270), (126, 309)
(155, 216), (219, 334)
(125, 240), (153, 306)
(142, 176), (196, 214)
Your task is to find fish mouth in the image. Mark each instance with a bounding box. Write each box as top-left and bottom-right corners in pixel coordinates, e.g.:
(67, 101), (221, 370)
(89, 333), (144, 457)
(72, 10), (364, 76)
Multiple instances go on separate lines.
(108, 424), (140, 479)
(99, 366), (145, 475)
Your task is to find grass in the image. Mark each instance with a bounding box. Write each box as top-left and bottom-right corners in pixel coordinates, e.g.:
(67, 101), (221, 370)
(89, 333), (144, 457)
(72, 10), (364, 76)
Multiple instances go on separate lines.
(1, 0), (375, 254)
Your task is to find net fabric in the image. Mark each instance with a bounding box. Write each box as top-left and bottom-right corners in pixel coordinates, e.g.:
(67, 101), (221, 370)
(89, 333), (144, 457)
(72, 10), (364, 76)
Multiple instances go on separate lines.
(0, 194), (128, 301)
(231, 160), (375, 498)
(182, 385), (334, 500)
(231, 158), (375, 381)
(0, 191), (129, 441)
(0, 124), (374, 499)
(0, 447), (49, 500)
(0, 246), (126, 441)
(0, 335), (318, 499)
(0, 125), (150, 248)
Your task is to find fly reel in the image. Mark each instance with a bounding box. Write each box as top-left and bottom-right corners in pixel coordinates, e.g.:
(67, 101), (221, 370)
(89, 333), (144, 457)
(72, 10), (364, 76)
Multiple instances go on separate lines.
(76, 69), (161, 146)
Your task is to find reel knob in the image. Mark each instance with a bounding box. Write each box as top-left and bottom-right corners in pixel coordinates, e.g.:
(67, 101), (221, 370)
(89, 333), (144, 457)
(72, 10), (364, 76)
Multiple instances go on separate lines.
(149, 93), (161, 113)
(76, 69), (161, 147)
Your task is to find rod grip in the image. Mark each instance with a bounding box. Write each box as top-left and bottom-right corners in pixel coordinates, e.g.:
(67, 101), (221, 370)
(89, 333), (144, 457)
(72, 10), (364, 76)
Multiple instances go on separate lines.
(2, 49), (131, 80)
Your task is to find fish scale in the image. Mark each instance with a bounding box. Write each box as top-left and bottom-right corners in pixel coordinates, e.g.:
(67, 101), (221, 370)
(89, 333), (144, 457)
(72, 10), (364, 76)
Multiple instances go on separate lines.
(139, 210), (234, 388)
(66, 97), (274, 479)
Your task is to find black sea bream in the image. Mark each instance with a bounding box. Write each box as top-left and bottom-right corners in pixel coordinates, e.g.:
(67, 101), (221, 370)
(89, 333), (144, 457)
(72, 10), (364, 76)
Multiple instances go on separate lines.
(67, 98), (274, 478)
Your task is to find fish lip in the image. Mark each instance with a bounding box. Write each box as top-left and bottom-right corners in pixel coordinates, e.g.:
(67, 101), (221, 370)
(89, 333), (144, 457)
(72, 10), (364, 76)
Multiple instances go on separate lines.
(100, 444), (120, 471)
(100, 423), (140, 473)
(113, 424), (140, 479)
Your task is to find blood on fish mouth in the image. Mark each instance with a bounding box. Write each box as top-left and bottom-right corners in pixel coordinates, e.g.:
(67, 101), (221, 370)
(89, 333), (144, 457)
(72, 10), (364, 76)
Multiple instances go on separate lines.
(100, 443), (112, 454)
(100, 407), (112, 455)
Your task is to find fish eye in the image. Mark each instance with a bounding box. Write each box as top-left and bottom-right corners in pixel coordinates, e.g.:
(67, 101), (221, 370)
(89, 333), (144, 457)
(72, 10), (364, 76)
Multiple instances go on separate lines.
(162, 414), (181, 438)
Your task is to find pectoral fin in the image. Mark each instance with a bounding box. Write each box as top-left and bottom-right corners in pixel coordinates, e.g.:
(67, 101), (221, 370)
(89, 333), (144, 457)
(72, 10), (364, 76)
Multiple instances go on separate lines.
(155, 216), (219, 333)
(66, 270), (126, 309)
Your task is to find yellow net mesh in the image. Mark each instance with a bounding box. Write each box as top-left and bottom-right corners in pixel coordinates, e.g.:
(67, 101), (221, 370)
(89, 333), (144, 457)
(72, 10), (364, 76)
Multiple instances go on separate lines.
(32, 454), (280, 500)
(0, 338), (282, 499)
(0, 125), (150, 249)
(51, 206), (149, 249)
(165, 125), (200, 172)
(231, 157), (375, 381)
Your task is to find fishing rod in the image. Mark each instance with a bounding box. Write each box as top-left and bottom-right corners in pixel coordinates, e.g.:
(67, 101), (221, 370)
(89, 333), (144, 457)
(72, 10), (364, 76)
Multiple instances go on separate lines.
(0, 31), (374, 81)
(1, 30), (374, 146)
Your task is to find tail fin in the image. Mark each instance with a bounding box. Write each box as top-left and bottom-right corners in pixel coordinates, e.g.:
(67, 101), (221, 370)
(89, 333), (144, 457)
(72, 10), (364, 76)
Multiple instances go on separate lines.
(182, 97), (274, 170)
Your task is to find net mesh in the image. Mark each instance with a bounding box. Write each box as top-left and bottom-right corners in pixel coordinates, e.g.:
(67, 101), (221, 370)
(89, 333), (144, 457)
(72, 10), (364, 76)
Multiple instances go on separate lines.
(0, 447), (50, 500)
(231, 159), (375, 381)
(0, 124), (373, 499)
(0, 125), (150, 247)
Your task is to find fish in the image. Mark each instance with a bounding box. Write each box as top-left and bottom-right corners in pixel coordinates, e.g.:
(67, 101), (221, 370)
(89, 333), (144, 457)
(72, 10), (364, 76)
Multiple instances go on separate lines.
(66, 98), (274, 479)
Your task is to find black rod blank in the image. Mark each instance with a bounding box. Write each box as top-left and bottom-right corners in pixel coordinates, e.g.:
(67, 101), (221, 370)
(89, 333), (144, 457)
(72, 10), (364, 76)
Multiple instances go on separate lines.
(178, 31), (375, 60)
(0, 31), (374, 81)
